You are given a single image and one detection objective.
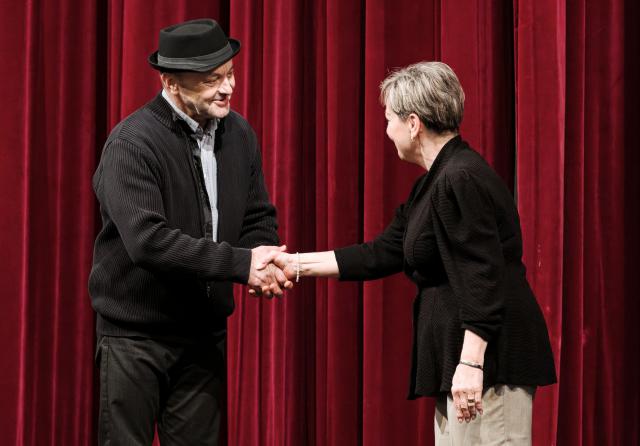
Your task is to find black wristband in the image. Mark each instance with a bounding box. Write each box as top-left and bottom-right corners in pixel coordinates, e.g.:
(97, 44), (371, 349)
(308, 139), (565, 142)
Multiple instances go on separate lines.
(459, 359), (483, 370)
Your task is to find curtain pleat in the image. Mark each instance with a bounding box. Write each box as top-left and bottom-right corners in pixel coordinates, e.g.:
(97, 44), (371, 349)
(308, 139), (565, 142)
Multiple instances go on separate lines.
(514, 1), (567, 444)
(623, 2), (640, 445)
(0, 0), (98, 444)
(515, 1), (631, 445)
(361, 2), (437, 445)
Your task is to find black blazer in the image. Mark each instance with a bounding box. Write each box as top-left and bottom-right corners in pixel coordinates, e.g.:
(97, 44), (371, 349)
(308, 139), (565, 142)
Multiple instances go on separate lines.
(89, 94), (278, 340)
(335, 136), (556, 398)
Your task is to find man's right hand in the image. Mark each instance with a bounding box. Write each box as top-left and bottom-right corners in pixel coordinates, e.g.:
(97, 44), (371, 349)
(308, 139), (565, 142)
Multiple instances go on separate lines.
(248, 245), (292, 297)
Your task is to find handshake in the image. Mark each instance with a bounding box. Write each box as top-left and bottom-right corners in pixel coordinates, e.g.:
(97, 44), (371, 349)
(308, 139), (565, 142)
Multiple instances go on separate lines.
(247, 245), (297, 297)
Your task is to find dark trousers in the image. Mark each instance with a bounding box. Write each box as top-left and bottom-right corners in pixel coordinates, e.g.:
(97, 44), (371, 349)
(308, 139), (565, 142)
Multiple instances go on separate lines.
(96, 335), (225, 446)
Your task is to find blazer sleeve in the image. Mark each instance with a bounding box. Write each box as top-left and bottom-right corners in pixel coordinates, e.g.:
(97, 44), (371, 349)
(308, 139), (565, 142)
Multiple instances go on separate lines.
(334, 203), (407, 281)
(431, 169), (505, 341)
(96, 139), (251, 283)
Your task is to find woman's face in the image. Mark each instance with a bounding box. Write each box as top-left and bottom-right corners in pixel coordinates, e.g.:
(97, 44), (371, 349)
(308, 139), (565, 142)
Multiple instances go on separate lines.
(385, 105), (412, 160)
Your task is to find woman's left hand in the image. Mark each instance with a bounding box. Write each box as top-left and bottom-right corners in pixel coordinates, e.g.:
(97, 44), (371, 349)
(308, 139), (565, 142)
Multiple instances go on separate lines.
(451, 363), (483, 423)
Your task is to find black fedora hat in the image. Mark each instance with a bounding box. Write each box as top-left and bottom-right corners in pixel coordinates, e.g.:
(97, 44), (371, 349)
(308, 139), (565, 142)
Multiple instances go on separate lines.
(148, 18), (240, 72)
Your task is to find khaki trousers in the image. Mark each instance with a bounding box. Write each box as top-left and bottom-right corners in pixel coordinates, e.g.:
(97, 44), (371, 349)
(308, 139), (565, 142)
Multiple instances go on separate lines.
(434, 385), (535, 446)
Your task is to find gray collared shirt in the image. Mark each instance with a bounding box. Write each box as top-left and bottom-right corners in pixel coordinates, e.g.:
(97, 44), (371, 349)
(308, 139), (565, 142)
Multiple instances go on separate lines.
(162, 90), (219, 241)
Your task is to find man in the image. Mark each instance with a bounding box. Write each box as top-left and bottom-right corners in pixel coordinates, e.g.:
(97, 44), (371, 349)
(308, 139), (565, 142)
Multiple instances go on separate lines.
(89, 18), (289, 445)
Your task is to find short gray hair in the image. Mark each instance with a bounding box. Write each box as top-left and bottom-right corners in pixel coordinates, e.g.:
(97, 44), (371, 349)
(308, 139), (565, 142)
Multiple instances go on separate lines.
(380, 61), (465, 133)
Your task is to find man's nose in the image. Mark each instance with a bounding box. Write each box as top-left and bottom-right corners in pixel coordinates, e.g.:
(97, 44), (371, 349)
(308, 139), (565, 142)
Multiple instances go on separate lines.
(219, 76), (234, 94)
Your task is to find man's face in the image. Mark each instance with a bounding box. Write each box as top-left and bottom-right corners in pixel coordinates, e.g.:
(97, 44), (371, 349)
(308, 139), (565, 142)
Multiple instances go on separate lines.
(172, 60), (236, 122)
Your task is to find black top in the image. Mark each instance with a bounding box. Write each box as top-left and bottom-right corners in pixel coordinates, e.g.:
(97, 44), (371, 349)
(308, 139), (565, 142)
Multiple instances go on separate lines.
(335, 136), (557, 398)
(89, 93), (278, 341)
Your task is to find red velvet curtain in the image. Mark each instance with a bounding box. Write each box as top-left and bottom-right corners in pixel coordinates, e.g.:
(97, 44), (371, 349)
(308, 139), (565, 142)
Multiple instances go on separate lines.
(0, 0), (99, 444)
(1, 0), (638, 444)
(514, 0), (635, 444)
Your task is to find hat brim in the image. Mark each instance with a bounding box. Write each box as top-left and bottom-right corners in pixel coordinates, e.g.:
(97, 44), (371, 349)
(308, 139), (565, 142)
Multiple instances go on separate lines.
(148, 38), (241, 72)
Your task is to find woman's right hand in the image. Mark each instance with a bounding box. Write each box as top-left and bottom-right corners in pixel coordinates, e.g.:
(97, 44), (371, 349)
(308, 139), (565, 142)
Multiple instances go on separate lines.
(272, 252), (297, 281)
(272, 250), (340, 281)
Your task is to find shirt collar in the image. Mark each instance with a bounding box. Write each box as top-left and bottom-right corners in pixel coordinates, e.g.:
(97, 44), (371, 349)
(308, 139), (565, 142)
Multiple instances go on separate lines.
(161, 89), (217, 137)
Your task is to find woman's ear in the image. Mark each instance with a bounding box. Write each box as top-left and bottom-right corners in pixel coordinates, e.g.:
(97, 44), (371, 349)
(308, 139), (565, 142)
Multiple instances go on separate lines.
(408, 113), (422, 139)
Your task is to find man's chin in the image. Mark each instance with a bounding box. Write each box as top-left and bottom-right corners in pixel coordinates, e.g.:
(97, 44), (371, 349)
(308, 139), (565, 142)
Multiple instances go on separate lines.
(209, 104), (231, 119)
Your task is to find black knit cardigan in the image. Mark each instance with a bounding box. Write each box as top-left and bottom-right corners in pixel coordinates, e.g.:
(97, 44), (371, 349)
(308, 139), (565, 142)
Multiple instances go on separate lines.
(89, 93), (278, 340)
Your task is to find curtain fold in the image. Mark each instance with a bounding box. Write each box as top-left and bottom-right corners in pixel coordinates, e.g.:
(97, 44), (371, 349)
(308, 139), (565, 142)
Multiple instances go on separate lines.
(515, 0), (632, 445)
(623, 2), (640, 445)
(0, 1), (31, 443)
(227, 0), (316, 444)
(0, 0), (638, 444)
(513, 1), (566, 443)
(0, 0), (98, 444)
(361, 2), (438, 445)
(229, 0), (367, 444)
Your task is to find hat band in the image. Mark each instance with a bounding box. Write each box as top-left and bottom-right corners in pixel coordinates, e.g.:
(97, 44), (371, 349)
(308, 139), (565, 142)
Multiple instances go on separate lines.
(157, 43), (233, 68)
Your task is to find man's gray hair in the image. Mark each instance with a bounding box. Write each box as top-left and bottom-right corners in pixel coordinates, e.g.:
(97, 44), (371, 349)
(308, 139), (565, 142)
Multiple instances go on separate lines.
(380, 61), (465, 133)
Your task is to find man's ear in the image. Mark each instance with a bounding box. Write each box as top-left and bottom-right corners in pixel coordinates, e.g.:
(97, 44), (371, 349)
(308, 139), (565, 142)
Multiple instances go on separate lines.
(160, 73), (180, 94)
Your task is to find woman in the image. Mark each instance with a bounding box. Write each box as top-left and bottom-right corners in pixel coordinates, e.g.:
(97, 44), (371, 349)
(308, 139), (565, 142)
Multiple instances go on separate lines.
(271, 62), (556, 445)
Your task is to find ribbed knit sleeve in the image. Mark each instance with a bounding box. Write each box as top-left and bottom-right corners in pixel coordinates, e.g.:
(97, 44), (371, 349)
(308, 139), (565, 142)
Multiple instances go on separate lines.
(95, 138), (251, 283)
(334, 203), (406, 280)
(236, 142), (279, 249)
(431, 169), (505, 341)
